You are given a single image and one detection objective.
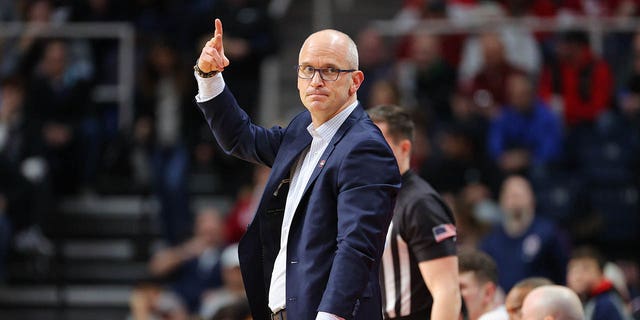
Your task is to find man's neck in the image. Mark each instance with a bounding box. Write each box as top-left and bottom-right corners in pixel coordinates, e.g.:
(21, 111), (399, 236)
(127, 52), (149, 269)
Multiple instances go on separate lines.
(399, 163), (410, 176)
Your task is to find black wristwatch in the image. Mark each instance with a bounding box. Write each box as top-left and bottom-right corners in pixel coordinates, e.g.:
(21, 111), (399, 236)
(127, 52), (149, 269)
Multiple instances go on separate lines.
(194, 61), (219, 78)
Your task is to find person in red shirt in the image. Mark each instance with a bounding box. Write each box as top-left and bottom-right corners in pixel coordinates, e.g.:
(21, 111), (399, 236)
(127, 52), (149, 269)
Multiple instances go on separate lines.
(538, 30), (613, 127)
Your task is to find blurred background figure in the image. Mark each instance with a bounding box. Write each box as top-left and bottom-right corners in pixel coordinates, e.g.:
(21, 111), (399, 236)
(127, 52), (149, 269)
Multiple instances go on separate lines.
(480, 175), (570, 293)
(209, 0), (277, 120)
(130, 206), (226, 319)
(505, 277), (554, 320)
(566, 246), (631, 320)
(488, 73), (563, 176)
(26, 39), (94, 195)
(461, 32), (528, 119)
(458, 249), (509, 320)
(0, 75), (53, 257)
(355, 26), (393, 109)
(223, 164), (269, 244)
(135, 39), (200, 245)
(200, 243), (247, 319)
(538, 30), (613, 128)
(520, 285), (585, 320)
(396, 32), (457, 123)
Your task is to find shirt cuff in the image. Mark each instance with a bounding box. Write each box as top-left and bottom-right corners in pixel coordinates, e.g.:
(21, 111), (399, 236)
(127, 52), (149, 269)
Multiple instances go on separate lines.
(194, 71), (225, 103)
(316, 311), (345, 320)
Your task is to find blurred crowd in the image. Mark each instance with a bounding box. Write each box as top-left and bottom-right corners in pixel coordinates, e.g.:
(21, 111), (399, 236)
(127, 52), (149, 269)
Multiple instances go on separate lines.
(0, 0), (640, 319)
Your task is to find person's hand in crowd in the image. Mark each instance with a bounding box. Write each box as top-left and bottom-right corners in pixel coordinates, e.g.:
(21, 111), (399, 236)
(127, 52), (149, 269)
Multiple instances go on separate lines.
(197, 18), (230, 73)
(179, 237), (209, 259)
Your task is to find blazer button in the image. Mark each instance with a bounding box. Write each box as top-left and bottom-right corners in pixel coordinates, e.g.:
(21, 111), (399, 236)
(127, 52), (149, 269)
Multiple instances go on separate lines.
(287, 297), (296, 302)
(290, 258), (298, 264)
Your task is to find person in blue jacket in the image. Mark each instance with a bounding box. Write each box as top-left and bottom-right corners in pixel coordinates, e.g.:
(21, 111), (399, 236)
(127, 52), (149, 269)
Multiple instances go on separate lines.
(488, 73), (562, 175)
(480, 175), (570, 292)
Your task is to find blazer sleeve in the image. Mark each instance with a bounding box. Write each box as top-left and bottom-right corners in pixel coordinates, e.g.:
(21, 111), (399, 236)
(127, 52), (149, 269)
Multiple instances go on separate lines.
(318, 137), (401, 317)
(196, 87), (283, 167)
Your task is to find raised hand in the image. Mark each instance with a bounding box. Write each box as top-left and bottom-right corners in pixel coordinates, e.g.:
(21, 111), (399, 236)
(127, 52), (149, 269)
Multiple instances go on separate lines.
(197, 18), (230, 73)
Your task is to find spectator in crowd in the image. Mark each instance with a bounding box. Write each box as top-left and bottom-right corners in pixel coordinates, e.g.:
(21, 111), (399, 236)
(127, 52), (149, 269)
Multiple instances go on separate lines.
(69, 0), (128, 103)
(368, 80), (401, 110)
(209, 0), (278, 120)
(538, 30), (613, 128)
(0, 75), (53, 256)
(604, 262), (633, 305)
(396, 32), (457, 122)
(520, 285), (585, 320)
(488, 73), (563, 176)
(461, 32), (528, 119)
(566, 246), (631, 320)
(25, 39), (94, 195)
(458, 22), (541, 84)
(368, 105), (461, 319)
(480, 175), (570, 292)
(200, 243), (247, 319)
(135, 40), (202, 244)
(130, 282), (189, 320)
(355, 26), (393, 109)
(420, 119), (494, 198)
(505, 277), (554, 320)
(1, 0), (54, 77)
(458, 249), (509, 320)
(224, 164), (270, 244)
(131, 206), (226, 318)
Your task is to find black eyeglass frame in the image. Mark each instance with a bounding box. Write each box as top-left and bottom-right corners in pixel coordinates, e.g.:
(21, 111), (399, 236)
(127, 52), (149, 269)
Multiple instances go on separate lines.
(296, 65), (357, 81)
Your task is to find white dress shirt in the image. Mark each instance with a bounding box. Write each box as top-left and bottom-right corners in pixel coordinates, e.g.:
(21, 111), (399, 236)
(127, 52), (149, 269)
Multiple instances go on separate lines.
(195, 72), (354, 320)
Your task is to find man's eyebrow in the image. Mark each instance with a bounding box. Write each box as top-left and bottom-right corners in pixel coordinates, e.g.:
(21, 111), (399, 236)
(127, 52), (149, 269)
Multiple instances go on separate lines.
(298, 62), (340, 68)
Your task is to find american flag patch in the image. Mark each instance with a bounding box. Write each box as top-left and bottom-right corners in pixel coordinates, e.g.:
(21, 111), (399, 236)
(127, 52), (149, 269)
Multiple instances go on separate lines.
(432, 224), (456, 243)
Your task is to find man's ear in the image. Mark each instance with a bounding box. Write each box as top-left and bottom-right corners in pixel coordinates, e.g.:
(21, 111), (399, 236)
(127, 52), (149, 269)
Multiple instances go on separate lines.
(482, 282), (497, 306)
(350, 70), (364, 95)
(400, 139), (412, 156)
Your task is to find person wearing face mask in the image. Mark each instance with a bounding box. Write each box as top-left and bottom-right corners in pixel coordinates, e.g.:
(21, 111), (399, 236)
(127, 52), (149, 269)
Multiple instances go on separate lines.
(479, 175), (571, 293)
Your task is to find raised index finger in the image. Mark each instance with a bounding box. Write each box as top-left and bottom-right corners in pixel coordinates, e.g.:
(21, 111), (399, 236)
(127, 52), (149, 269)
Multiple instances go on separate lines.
(214, 18), (223, 38)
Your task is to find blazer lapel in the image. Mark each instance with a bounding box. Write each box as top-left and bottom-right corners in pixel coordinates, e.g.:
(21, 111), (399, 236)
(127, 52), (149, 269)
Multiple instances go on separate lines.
(263, 122), (312, 201)
(301, 105), (364, 196)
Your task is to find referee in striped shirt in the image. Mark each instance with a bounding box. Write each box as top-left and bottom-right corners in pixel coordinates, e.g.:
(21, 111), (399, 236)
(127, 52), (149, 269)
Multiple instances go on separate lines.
(368, 105), (461, 320)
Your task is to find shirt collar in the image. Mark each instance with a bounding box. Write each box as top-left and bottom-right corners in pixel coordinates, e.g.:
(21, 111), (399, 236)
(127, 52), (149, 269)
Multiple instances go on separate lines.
(307, 100), (358, 141)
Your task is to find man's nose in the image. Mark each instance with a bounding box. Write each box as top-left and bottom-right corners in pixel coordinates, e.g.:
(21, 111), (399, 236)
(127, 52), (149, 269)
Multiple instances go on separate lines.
(310, 71), (324, 86)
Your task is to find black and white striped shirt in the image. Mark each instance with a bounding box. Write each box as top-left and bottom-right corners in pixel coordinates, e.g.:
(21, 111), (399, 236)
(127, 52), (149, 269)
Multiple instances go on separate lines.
(380, 171), (457, 320)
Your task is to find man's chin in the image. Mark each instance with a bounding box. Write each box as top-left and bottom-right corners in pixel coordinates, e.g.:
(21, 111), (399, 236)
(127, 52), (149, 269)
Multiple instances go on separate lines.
(305, 100), (328, 111)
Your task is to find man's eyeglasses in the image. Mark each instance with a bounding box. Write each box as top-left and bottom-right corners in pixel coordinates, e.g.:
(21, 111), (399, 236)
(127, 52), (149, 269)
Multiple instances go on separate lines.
(296, 65), (356, 81)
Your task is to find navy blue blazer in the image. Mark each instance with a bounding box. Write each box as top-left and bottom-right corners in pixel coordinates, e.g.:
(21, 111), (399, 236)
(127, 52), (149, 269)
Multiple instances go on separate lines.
(197, 87), (401, 320)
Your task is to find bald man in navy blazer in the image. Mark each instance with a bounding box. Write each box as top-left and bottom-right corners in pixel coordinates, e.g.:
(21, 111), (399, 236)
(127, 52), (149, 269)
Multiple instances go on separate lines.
(194, 19), (400, 320)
